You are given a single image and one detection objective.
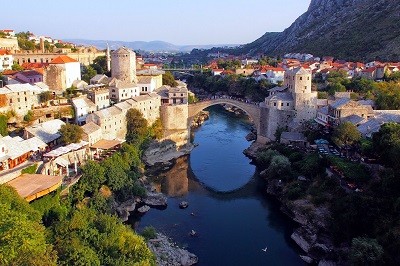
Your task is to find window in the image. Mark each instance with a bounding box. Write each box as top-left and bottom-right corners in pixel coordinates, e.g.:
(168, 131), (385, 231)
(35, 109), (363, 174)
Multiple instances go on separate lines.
(281, 103), (283, 106)
(300, 77), (303, 80)
(9, 99), (12, 103)
(273, 102), (276, 106)
(287, 103), (290, 106)
(304, 86), (307, 91)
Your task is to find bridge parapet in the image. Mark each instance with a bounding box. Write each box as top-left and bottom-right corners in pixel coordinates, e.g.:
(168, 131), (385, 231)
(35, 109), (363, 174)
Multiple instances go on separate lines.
(188, 98), (261, 134)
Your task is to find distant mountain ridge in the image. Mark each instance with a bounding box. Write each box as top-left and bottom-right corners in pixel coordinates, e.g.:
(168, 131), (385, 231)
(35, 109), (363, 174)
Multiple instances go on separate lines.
(238, 0), (400, 61)
(65, 39), (239, 52)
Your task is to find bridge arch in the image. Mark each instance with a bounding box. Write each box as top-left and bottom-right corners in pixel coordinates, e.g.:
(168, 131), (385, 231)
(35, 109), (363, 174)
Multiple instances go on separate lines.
(188, 98), (261, 135)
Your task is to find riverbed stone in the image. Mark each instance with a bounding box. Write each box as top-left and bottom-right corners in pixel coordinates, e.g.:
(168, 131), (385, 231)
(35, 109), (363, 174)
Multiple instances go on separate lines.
(300, 255), (314, 264)
(138, 205), (150, 213)
(147, 233), (198, 266)
(144, 192), (167, 207)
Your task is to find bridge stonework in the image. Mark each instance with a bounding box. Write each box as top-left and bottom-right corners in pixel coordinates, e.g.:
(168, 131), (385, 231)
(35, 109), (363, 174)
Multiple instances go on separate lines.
(188, 99), (268, 143)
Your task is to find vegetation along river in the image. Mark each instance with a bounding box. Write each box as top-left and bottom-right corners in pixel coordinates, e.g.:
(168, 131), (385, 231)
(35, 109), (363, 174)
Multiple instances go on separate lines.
(132, 105), (304, 265)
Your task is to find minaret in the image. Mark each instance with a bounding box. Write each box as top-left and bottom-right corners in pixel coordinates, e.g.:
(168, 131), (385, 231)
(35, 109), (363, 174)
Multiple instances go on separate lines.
(106, 43), (111, 72)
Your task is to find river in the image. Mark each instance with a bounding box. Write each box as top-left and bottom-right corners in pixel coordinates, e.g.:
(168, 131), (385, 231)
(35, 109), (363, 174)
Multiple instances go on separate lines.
(133, 105), (304, 265)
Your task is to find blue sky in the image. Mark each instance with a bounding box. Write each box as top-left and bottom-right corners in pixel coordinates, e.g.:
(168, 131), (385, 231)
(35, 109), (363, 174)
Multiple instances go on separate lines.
(2, 0), (311, 45)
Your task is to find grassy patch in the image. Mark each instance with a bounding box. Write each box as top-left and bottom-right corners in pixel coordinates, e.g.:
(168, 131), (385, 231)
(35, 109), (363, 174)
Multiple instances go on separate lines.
(21, 164), (37, 174)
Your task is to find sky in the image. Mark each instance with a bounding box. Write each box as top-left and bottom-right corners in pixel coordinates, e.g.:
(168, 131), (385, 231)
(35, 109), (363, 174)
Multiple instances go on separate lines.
(1, 0), (311, 45)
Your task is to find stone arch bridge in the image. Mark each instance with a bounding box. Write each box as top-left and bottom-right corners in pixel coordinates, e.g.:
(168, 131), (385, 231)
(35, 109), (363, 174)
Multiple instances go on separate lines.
(188, 98), (267, 142)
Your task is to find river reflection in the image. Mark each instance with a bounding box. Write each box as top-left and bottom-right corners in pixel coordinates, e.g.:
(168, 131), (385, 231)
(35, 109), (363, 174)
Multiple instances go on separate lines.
(133, 106), (304, 266)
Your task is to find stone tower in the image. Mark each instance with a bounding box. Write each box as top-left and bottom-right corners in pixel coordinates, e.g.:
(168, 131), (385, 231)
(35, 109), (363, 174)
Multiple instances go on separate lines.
(111, 47), (137, 83)
(285, 67), (317, 123)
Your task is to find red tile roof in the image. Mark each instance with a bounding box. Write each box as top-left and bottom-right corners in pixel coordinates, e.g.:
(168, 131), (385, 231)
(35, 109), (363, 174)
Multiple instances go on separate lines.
(50, 55), (78, 64)
(0, 49), (10, 55)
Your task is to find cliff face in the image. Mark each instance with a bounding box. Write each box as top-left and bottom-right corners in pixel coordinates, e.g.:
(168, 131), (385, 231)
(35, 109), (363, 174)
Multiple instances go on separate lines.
(242, 0), (400, 61)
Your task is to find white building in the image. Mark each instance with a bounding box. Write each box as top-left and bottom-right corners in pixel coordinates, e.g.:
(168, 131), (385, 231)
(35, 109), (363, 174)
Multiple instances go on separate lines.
(48, 55), (81, 89)
(138, 76), (157, 94)
(87, 87), (110, 111)
(0, 50), (13, 72)
(108, 78), (139, 103)
(24, 119), (65, 146)
(72, 96), (96, 125)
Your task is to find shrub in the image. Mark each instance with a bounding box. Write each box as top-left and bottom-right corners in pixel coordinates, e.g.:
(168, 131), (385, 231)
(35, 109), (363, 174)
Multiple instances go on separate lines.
(141, 226), (157, 240)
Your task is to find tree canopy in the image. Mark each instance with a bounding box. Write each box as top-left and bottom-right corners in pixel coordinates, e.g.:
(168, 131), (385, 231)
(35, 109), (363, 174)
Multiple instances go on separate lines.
(162, 71), (178, 87)
(372, 122), (400, 169)
(332, 121), (361, 148)
(59, 123), (83, 144)
(126, 109), (148, 145)
(0, 185), (57, 265)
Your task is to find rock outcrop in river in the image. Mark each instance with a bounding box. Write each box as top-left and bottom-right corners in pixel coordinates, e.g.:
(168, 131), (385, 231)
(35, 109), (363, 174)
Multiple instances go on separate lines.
(147, 233), (198, 266)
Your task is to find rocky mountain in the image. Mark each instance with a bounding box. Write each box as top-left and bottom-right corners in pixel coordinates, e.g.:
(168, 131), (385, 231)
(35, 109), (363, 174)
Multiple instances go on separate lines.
(65, 39), (238, 53)
(240, 0), (400, 61)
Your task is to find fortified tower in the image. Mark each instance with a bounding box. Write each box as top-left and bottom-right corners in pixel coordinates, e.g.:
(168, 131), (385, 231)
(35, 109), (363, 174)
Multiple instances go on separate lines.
(111, 47), (137, 83)
(284, 67), (317, 123)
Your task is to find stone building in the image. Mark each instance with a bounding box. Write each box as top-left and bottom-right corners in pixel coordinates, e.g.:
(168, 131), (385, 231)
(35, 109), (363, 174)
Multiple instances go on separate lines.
(86, 93), (161, 140)
(261, 67), (317, 141)
(111, 47), (137, 83)
(137, 69), (165, 90)
(87, 87), (110, 110)
(328, 98), (374, 126)
(81, 122), (102, 146)
(12, 48), (105, 66)
(0, 83), (48, 116)
(44, 55), (81, 92)
(108, 78), (139, 103)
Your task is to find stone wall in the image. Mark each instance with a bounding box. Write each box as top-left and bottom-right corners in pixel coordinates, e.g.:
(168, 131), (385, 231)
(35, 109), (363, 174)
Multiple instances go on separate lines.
(161, 104), (188, 131)
(0, 38), (19, 51)
(44, 65), (66, 91)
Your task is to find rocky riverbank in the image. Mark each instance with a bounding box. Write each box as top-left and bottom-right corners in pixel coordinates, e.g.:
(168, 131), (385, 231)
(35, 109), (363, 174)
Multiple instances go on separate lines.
(147, 233), (198, 266)
(191, 111), (209, 128)
(244, 142), (340, 265)
(143, 139), (194, 168)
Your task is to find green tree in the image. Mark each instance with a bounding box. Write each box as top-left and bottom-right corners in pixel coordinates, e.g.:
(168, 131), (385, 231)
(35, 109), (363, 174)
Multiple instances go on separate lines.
(90, 56), (108, 75)
(149, 118), (163, 140)
(350, 237), (384, 266)
(52, 208), (155, 265)
(372, 122), (400, 168)
(0, 114), (8, 136)
(39, 91), (53, 103)
(328, 82), (347, 95)
(82, 65), (97, 83)
(126, 109), (148, 144)
(23, 110), (34, 122)
(162, 71), (178, 87)
(332, 121), (361, 148)
(11, 62), (23, 71)
(266, 155), (292, 179)
(59, 123), (83, 144)
(0, 185), (57, 265)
